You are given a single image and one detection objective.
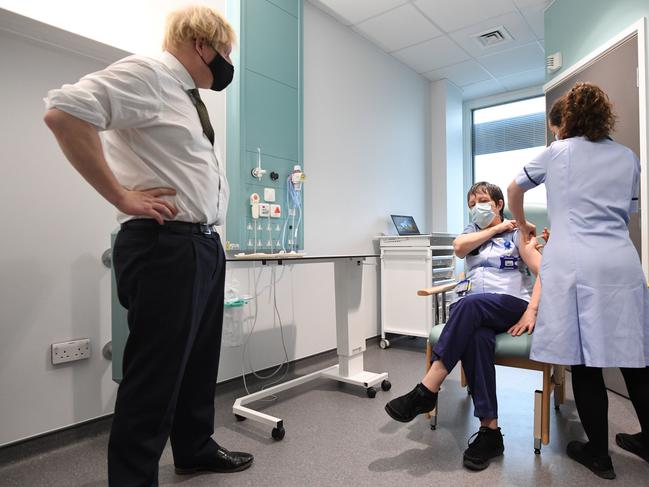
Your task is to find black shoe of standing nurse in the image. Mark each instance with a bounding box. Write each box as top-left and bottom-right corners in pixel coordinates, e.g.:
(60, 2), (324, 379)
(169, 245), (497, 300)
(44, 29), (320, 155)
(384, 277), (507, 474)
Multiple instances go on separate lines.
(463, 426), (505, 471)
(384, 383), (438, 422)
(566, 441), (616, 480)
(616, 432), (649, 464)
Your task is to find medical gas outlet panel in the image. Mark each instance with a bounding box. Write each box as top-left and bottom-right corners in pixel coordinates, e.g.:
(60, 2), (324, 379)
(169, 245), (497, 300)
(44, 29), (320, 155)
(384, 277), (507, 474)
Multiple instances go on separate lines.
(243, 152), (304, 253)
(230, 145), (304, 253)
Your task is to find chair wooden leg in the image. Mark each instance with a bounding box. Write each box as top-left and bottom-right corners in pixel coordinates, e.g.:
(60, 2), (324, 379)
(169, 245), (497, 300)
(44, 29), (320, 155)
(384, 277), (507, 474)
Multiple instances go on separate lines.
(430, 401), (438, 430)
(541, 364), (552, 445)
(533, 389), (542, 454)
(425, 342), (433, 419)
(549, 365), (566, 410)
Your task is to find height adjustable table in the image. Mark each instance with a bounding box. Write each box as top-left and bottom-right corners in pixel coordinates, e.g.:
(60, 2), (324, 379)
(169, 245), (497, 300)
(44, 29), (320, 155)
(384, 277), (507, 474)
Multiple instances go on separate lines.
(227, 254), (391, 440)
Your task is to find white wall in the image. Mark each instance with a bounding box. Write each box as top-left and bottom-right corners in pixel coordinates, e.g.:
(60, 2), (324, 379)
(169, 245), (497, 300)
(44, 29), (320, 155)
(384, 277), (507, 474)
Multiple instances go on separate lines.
(0, 24), (120, 447)
(0, 1), (431, 446)
(445, 83), (464, 234)
(430, 79), (464, 233)
(303, 2), (430, 249)
(0, 0), (196, 56)
(0, 1), (227, 448)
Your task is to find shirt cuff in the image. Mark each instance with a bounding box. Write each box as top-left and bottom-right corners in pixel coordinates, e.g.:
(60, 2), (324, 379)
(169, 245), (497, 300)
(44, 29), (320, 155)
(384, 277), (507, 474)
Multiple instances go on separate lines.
(44, 92), (108, 130)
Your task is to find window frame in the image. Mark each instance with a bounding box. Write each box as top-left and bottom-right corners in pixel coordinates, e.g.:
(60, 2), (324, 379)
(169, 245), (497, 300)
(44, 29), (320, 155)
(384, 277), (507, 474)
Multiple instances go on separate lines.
(461, 85), (545, 226)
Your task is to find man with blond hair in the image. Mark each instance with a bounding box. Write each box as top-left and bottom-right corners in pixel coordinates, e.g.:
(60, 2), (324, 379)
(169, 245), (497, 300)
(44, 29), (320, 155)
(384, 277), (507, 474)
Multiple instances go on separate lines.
(44, 5), (252, 485)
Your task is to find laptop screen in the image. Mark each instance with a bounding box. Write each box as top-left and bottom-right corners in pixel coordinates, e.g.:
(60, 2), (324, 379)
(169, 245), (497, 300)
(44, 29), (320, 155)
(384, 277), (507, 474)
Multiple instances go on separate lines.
(390, 215), (420, 235)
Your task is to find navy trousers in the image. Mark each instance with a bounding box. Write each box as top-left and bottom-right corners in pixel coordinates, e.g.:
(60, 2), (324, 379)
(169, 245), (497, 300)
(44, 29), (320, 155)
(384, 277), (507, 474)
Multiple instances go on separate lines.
(108, 222), (226, 487)
(433, 293), (528, 419)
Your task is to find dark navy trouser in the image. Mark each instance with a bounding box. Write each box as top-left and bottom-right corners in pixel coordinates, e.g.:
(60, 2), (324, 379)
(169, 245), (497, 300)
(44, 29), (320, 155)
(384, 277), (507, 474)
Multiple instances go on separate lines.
(109, 223), (226, 487)
(433, 293), (528, 419)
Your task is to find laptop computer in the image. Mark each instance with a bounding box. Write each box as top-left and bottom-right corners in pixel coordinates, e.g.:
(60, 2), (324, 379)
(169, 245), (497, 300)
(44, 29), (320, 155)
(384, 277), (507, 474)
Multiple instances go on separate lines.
(390, 215), (421, 236)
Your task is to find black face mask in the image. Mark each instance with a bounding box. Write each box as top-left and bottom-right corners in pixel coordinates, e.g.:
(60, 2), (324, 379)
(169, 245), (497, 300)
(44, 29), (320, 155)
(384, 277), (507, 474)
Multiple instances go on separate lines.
(203, 50), (234, 91)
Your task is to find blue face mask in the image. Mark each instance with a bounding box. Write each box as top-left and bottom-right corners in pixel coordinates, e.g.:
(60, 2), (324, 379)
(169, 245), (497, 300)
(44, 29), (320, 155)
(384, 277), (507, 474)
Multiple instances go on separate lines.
(470, 202), (495, 229)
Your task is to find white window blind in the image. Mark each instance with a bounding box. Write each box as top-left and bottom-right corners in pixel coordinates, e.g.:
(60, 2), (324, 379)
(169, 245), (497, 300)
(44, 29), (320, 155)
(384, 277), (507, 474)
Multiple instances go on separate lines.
(473, 112), (546, 155)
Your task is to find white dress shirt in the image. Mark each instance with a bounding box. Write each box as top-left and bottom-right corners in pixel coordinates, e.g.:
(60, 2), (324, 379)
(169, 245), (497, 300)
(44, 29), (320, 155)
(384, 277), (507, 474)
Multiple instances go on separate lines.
(44, 51), (229, 225)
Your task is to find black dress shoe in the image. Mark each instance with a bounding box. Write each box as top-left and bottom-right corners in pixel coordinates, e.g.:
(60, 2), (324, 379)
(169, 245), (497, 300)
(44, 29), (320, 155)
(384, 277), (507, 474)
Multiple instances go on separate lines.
(175, 446), (254, 475)
(385, 383), (438, 423)
(566, 441), (615, 480)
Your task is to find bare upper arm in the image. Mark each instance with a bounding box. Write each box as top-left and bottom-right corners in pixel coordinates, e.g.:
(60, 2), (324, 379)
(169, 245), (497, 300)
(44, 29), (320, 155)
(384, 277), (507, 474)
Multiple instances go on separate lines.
(518, 236), (541, 276)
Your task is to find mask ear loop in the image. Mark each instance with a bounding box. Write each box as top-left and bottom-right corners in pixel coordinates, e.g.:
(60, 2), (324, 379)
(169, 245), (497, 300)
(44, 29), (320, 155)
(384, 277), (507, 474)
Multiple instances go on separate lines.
(194, 38), (210, 66)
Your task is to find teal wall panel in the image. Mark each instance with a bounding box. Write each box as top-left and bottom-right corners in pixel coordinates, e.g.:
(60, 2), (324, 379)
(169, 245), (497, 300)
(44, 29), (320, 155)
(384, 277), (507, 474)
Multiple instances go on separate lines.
(227, 0), (303, 253)
(246, 0), (299, 88)
(266, 0), (299, 18)
(245, 72), (298, 160)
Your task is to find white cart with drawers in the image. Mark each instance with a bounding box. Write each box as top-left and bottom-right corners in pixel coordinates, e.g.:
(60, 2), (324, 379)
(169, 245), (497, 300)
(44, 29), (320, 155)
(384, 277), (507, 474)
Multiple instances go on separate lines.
(378, 233), (456, 348)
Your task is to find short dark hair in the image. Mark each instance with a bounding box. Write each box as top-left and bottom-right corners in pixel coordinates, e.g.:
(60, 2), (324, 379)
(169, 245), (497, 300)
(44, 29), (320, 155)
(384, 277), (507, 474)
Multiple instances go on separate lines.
(548, 96), (565, 128)
(560, 82), (616, 141)
(467, 181), (504, 220)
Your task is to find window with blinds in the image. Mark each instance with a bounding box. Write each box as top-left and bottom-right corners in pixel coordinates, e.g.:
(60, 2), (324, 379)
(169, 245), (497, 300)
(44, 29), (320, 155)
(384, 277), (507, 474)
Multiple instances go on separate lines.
(472, 96), (548, 207)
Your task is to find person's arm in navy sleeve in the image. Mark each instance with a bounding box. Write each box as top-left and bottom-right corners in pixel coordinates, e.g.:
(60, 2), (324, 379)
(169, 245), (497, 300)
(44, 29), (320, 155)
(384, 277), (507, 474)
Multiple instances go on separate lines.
(453, 220), (517, 259)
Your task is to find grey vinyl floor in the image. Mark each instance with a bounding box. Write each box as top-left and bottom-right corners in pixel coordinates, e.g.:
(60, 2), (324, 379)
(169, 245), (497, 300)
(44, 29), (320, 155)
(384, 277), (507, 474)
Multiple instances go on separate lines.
(1, 337), (648, 487)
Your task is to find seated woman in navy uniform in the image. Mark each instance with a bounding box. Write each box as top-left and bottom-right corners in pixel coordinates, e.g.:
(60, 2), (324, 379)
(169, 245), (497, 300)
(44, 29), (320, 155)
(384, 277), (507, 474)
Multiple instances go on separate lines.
(385, 181), (542, 471)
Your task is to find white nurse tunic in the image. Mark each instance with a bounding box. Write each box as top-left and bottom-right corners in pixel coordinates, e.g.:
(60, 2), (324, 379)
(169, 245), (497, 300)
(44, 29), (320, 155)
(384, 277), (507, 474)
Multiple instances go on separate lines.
(515, 136), (649, 367)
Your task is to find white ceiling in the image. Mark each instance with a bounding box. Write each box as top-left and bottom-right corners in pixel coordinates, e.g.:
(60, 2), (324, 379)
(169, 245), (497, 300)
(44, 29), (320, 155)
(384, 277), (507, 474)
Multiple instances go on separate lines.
(308, 0), (552, 100)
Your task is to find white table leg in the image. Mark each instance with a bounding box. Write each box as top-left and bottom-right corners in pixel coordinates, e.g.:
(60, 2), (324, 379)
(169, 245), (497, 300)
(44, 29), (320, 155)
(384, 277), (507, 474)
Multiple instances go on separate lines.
(232, 257), (390, 440)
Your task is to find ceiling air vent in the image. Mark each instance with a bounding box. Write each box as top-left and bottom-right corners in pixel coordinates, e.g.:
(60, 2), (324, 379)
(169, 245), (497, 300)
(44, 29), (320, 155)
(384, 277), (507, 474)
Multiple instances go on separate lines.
(473, 26), (513, 48)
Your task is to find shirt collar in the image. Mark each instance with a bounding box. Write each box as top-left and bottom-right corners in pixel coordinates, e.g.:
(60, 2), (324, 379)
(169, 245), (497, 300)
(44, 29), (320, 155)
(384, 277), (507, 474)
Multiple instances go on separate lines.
(159, 51), (196, 90)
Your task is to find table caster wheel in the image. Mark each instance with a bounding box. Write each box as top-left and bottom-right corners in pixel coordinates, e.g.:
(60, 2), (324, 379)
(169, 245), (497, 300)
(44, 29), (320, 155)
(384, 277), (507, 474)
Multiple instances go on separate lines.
(366, 387), (377, 398)
(272, 427), (285, 441)
(534, 448), (541, 455)
(381, 380), (392, 391)
(379, 339), (390, 349)
(430, 425), (437, 430)
(235, 414), (247, 422)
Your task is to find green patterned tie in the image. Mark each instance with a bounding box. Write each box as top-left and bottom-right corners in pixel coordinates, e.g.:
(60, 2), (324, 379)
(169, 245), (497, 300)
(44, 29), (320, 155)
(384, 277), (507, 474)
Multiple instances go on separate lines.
(187, 88), (215, 146)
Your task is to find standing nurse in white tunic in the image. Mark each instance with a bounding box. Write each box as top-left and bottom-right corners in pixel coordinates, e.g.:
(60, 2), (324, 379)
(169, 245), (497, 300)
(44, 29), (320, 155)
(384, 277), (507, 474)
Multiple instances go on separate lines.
(508, 83), (649, 480)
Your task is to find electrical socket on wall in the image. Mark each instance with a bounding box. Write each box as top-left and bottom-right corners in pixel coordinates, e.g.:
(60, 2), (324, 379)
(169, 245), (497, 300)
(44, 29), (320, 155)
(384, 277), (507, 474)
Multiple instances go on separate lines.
(51, 338), (91, 365)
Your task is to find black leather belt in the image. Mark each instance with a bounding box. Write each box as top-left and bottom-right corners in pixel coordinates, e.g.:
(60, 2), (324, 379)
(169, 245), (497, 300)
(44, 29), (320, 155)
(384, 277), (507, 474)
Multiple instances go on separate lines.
(121, 219), (218, 235)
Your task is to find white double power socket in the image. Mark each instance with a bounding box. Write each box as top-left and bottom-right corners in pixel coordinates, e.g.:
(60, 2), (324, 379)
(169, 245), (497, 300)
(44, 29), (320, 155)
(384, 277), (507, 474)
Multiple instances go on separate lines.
(51, 338), (91, 365)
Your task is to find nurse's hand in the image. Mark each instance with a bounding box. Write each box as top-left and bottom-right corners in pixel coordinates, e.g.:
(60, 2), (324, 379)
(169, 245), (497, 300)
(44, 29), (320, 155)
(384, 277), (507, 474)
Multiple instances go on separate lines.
(535, 227), (550, 251)
(507, 308), (537, 336)
(495, 219), (517, 233)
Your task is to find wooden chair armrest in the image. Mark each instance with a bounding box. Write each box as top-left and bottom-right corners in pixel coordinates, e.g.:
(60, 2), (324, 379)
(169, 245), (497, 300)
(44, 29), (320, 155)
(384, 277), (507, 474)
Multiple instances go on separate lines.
(417, 282), (457, 296)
